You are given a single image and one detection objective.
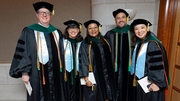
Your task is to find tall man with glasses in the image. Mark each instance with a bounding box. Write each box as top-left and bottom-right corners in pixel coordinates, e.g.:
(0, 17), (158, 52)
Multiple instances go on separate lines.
(9, 1), (66, 101)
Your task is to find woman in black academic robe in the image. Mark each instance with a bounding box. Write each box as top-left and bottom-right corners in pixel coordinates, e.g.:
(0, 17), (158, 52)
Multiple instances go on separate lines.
(79, 20), (115, 101)
(129, 19), (169, 101)
(63, 19), (84, 101)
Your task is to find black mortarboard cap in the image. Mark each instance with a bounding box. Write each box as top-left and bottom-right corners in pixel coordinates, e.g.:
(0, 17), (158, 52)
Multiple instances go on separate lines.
(84, 20), (102, 28)
(131, 19), (152, 31)
(113, 8), (129, 18)
(64, 19), (81, 27)
(131, 19), (152, 28)
(33, 1), (53, 12)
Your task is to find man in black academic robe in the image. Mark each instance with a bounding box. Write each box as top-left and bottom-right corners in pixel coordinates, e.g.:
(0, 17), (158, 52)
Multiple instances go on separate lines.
(104, 9), (132, 101)
(9, 2), (66, 101)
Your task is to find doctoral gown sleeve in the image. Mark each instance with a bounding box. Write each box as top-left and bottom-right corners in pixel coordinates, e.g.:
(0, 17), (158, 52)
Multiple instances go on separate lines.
(147, 41), (169, 88)
(79, 42), (89, 77)
(9, 27), (32, 78)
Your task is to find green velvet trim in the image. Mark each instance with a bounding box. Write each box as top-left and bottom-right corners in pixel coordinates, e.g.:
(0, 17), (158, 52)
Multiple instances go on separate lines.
(90, 37), (100, 42)
(112, 25), (131, 33)
(68, 38), (78, 44)
(27, 24), (57, 33)
(137, 33), (161, 44)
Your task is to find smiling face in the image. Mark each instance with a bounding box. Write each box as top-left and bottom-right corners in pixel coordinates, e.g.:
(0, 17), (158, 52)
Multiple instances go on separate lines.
(67, 27), (79, 39)
(87, 23), (99, 38)
(36, 8), (52, 27)
(134, 24), (148, 40)
(115, 12), (127, 28)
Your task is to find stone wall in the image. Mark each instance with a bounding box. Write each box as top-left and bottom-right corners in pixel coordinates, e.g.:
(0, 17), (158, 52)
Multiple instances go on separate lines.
(0, 64), (26, 101)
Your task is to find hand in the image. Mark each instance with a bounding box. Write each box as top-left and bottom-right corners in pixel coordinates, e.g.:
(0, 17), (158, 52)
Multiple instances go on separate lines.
(86, 80), (93, 87)
(22, 73), (30, 84)
(84, 76), (93, 87)
(148, 83), (160, 92)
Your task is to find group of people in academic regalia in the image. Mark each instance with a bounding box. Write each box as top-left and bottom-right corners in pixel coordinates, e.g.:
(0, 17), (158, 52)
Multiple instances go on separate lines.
(9, 1), (169, 101)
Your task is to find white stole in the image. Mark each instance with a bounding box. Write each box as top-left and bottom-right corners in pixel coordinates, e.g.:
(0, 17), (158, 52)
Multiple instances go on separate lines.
(76, 42), (82, 72)
(35, 30), (59, 64)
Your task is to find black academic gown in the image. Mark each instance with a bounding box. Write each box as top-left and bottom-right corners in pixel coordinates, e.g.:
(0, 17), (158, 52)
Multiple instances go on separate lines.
(79, 37), (113, 101)
(63, 38), (83, 101)
(129, 33), (169, 101)
(104, 25), (131, 101)
(9, 25), (66, 101)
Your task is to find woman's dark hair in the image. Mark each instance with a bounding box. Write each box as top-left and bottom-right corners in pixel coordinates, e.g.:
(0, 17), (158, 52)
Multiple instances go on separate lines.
(63, 25), (83, 42)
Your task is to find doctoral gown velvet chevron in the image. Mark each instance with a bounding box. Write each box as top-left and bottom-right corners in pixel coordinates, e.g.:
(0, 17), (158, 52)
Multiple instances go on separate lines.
(128, 33), (169, 101)
(79, 37), (114, 101)
(9, 24), (66, 101)
(104, 25), (132, 101)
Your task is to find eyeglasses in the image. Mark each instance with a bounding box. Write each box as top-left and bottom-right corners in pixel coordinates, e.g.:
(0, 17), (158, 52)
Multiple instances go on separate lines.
(37, 11), (51, 16)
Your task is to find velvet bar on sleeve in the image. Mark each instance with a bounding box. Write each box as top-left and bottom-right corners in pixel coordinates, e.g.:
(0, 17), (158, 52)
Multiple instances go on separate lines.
(9, 25), (66, 101)
(104, 25), (132, 101)
(129, 33), (169, 101)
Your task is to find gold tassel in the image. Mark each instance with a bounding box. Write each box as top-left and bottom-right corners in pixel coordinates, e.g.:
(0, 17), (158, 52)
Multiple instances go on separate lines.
(52, 10), (55, 15)
(37, 60), (40, 70)
(79, 24), (82, 32)
(64, 64), (67, 81)
(133, 76), (136, 86)
(127, 16), (130, 23)
(64, 69), (67, 81)
(98, 25), (102, 32)
(89, 64), (93, 72)
(88, 42), (93, 72)
(76, 71), (78, 75)
(64, 74), (67, 81)
(60, 61), (62, 72)
(147, 23), (150, 31)
(130, 59), (132, 66)
(92, 85), (94, 91)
